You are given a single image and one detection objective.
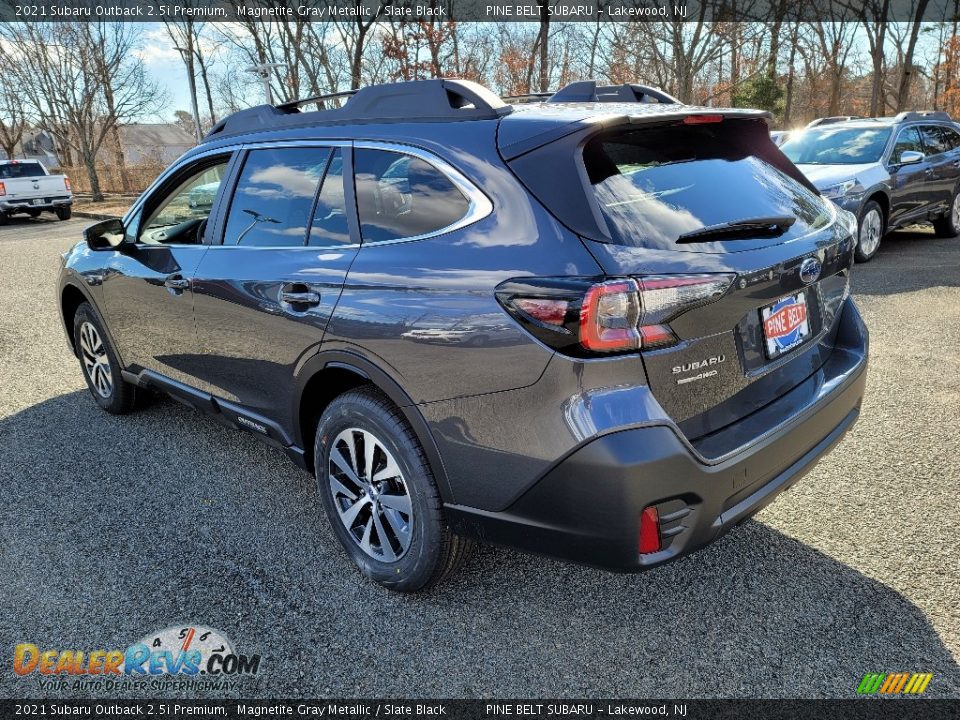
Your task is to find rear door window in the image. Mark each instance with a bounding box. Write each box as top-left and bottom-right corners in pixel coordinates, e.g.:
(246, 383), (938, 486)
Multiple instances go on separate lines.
(224, 147), (330, 247)
(308, 149), (351, 246)
(918, 125), (950, 156)
(584, 124), (832, 252)
(353, 148), (469, 242)
(942, 126), (960, 150)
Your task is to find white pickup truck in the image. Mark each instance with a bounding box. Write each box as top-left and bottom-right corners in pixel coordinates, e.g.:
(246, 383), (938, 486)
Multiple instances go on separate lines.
(0, 160), (73, 224)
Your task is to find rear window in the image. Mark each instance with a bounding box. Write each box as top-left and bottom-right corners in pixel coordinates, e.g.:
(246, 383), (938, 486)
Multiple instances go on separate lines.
(0, 162), (46, 179)
(584, 124), (832, 250)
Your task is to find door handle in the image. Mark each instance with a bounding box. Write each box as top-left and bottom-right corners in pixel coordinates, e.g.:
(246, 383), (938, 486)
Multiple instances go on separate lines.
(280, 283), (321, 307)
(164, 274), (190, 291)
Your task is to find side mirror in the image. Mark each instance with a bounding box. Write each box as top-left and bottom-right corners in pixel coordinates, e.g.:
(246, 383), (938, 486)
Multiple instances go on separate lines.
(83, 218), (128, 250)
(898, 150), (925, 166)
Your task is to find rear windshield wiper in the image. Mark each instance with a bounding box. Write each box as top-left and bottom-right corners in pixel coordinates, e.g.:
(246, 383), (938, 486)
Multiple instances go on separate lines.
(677, 215), (796, 244)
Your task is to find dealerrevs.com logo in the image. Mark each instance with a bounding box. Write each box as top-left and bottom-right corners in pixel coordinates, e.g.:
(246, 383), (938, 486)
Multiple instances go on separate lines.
(13, 625), (261, 692)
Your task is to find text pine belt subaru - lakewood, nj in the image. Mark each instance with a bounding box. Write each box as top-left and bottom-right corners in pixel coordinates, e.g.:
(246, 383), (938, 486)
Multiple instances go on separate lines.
(57, 79), (868, 591)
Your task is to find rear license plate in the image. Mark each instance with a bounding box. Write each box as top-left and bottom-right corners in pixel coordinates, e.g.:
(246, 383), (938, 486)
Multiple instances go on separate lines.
(32, 198), (43, 206)
(761, 291), (811, 359)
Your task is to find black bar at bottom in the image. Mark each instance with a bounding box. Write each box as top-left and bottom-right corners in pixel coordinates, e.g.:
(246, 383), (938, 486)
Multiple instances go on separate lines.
(1, 699), (958, 720)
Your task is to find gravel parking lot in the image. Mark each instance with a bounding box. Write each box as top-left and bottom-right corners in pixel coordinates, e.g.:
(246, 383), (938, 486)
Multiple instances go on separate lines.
(1, 215), (958, 699)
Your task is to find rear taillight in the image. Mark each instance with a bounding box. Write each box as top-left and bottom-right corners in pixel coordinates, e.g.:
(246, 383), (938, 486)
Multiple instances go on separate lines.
(497, 273), (734, 357)
(639, 506), (661, 554)
(636, 275), (736, 325)
(580, 280), (642, 352)
(64, 176), (71, 191)
(512, 297), (569, 327)
(0, 181), (5, 196)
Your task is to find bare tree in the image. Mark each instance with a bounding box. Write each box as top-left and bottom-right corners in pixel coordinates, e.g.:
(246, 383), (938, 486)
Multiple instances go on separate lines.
(0, 22), (166, 201)
(0, 74), (28, 159)
(808, 11), (859, 116)
(895, 0), (931, 111)
(856, 0), (892, 116)
(160, 2), (216, 135)
(331, 1), (392, 90)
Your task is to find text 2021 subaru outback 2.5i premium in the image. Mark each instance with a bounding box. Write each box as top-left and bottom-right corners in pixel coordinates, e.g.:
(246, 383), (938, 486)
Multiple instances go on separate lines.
(58, 79), (868, 591)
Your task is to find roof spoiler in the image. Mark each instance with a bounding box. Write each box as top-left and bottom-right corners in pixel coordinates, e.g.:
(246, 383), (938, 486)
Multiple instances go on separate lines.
(203, 79), (511, 142)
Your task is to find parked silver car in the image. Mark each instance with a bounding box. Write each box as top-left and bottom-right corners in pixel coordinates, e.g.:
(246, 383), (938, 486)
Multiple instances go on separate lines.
(780, 111), (960, 261)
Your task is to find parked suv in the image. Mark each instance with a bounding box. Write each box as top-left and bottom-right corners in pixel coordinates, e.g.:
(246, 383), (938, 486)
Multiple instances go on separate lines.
(58, 79), (869, 591)
(780, 111), (960, 261)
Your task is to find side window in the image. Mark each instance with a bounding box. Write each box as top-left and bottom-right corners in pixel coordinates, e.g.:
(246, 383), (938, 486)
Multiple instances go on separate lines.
(224, 147), (330, 247)
(918, 125), (949, 156)
(140, 160), (229, 245)
(354, 148), (469, 243)
(308, 149), (351, 246)
(891, 128), (923, 164)
(940, 126), (960, 151)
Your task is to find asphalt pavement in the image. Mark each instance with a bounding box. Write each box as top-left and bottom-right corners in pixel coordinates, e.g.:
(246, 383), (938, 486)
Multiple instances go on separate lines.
(0, 214), (958, 699)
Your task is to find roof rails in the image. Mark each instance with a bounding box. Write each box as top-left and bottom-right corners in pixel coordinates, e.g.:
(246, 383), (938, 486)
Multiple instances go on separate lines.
(276, 90), (358, 112)
(547, 80), (682, 105)
(806, 116), (863, 128)
(502, 92), (554, 104)
(894, 110), (953, 123)
(203, 78), (511, 142)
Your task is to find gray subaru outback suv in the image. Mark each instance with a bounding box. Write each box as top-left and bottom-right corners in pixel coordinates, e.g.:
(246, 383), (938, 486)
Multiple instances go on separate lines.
(781, 111), (960, 261)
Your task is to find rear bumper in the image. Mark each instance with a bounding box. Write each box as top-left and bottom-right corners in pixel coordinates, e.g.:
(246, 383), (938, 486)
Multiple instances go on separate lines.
(0, 197), (72, 213)
(447, 298), (868, 571)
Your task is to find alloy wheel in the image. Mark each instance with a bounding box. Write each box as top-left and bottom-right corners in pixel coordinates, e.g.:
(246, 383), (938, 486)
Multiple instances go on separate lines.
(79, 321), (113, 398)
(859, 208), (882, 257)
(328, 428), (413, 561)
(952, 194), (960, 232)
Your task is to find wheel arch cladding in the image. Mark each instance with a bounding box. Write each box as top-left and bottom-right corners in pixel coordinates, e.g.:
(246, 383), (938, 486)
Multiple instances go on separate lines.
(61, 283), (89, 355)
(867, 191), (889, 223)
(295, 353), (455, 503)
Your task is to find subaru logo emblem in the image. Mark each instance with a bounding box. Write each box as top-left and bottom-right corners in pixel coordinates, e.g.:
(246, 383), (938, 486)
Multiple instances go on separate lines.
(799, 257), (822, 284)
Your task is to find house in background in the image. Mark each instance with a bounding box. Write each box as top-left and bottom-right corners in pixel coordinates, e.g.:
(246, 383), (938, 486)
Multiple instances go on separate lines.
(14, 130), (60, 167)
(11, 123), (196, 169)
(111, 123), (196, 166)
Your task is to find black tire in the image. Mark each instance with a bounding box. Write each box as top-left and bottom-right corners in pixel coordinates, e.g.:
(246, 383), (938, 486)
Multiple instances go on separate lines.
(932, 189), (960, 238)
(314, 387), (473, 592)
(27, 209), (41, 218)
(855, 200), (885, 263)
(0, 213), (8, 226)
(73, 302), (137, 415)
(56, 207), (72, 221)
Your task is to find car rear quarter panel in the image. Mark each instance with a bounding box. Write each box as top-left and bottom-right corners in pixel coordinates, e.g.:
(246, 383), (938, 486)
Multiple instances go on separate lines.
(321, 129), (603, 404)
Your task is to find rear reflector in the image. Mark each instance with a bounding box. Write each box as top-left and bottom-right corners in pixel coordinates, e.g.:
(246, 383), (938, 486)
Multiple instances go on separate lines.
(639, 324), (676, 348)
(639, 506), (661, 554)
